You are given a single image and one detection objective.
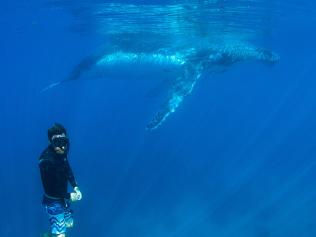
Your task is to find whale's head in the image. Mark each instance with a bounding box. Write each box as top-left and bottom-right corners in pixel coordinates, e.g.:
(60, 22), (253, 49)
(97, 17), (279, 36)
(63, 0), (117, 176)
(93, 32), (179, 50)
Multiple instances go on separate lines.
(259, 49), (280, 64)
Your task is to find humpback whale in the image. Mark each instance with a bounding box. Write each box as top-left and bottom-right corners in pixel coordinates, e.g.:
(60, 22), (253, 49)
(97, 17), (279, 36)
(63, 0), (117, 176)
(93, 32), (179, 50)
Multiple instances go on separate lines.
(43, 44), (279, 130)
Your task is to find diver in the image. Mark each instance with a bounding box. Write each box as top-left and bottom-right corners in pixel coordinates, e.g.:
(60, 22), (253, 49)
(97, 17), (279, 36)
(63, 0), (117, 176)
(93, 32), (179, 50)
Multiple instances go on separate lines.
(39, 123), (82, 237)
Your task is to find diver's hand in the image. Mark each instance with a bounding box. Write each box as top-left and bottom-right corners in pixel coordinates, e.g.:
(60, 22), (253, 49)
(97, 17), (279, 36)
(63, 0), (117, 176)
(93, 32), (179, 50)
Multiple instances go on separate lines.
(74, 186), (82, 200)
(70, 187), (82, 202)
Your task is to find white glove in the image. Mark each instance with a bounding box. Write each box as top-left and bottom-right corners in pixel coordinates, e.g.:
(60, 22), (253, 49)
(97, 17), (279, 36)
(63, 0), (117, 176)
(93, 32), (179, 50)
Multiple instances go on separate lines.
(70, 187), (82, 202)
(74, 186), (82, 200)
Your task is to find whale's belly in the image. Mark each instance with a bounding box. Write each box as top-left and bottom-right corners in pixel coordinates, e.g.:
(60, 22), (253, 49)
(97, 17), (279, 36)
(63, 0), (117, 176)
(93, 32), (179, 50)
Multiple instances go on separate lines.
(93, 52), (186, 80)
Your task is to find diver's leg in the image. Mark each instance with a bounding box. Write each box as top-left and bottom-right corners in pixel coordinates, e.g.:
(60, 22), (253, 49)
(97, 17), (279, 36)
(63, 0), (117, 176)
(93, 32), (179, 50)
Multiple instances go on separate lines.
(64, 203), (74, 228)
(45, 201), (67, 237)
(42, 233), (66, 237)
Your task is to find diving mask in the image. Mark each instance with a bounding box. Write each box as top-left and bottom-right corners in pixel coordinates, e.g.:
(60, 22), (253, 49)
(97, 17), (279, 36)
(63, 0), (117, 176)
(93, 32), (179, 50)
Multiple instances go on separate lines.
(51, 134), (69, 150)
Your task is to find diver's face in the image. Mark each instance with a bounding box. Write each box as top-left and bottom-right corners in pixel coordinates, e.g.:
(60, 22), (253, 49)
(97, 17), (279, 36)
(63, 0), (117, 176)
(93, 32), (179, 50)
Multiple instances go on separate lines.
(51, 133), (69, 155)
(54, 146), (66, 155)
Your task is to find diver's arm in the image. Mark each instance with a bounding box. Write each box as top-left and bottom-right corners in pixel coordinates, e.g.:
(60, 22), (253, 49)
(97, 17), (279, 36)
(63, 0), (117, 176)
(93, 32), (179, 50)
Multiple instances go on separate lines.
(65, 160), (78, 188)
(39, 159), (55, 195)
(65, 160), (82, 201)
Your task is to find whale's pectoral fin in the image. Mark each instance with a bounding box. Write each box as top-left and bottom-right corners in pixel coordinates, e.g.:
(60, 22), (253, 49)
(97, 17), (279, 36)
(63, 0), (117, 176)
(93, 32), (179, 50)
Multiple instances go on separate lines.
(146, 107), (172, 130)
(146, 64), (202, 130)
(41, 81), (62, 93)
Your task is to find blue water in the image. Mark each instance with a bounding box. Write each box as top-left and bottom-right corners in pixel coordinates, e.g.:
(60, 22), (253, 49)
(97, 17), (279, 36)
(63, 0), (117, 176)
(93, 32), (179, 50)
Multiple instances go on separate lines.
(1, 0), (316, 236)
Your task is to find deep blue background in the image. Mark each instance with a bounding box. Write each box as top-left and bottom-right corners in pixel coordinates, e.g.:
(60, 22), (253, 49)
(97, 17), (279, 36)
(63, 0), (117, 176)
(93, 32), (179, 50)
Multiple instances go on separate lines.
(1, 0), (316, 236)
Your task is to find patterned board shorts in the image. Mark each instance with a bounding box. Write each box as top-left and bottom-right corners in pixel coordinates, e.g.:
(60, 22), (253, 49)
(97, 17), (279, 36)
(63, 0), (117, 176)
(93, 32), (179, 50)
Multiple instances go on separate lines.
(45, 199), (74, 235)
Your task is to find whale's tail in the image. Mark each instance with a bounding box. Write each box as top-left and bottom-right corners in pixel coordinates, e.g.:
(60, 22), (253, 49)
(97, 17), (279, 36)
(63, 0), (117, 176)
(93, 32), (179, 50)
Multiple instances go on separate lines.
(41, 51), (106, 92)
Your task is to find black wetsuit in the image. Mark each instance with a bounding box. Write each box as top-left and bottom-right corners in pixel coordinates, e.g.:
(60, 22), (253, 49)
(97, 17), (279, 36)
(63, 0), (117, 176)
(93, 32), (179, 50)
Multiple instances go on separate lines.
(39, 146), (77, 202)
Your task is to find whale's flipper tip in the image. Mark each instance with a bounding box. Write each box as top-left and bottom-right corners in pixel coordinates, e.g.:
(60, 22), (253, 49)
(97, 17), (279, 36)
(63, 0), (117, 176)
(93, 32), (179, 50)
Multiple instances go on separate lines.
(41, 81), (61, 93)
(146, 109), (171, 131)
